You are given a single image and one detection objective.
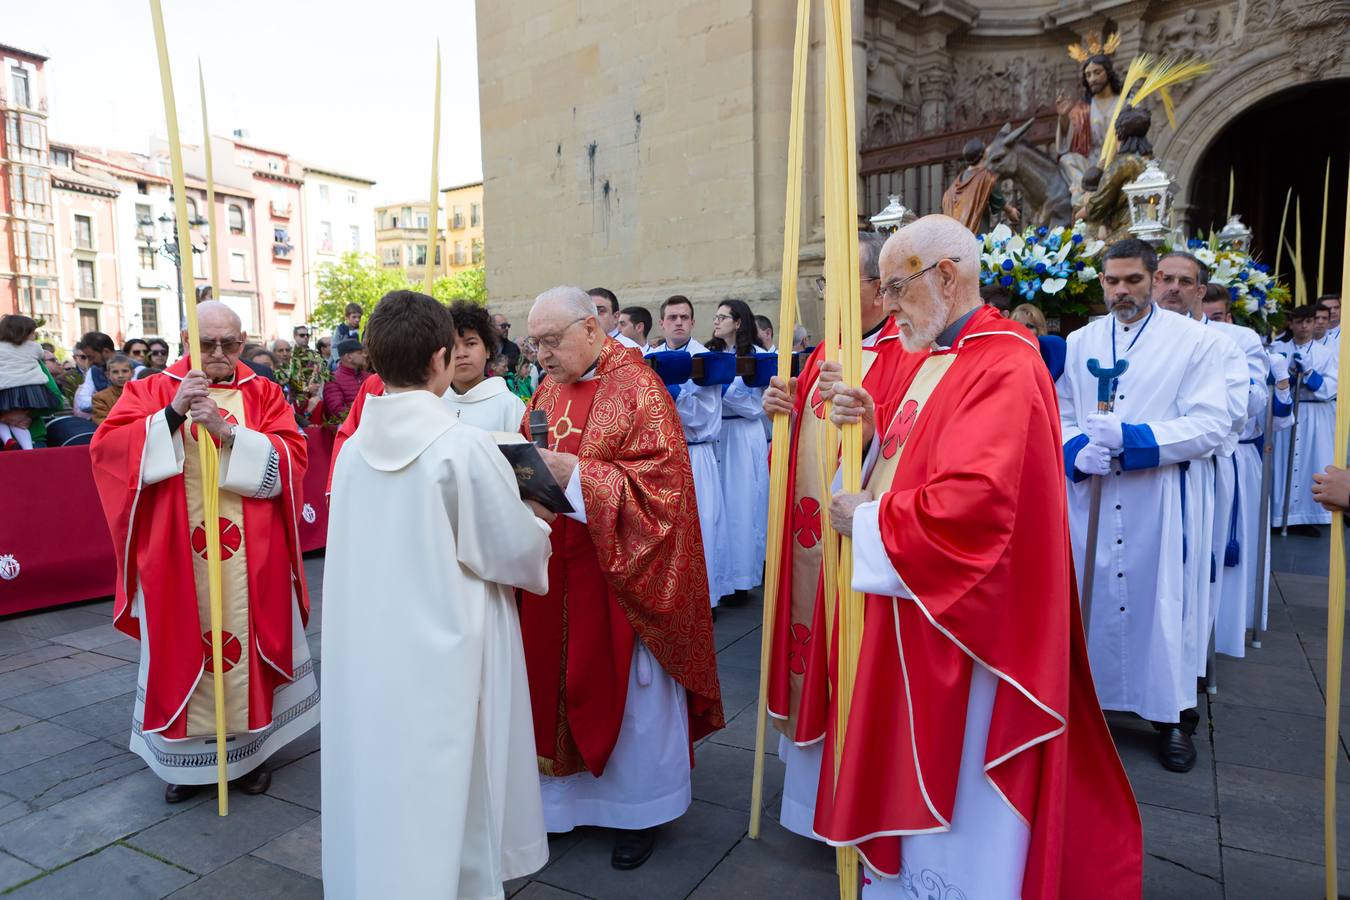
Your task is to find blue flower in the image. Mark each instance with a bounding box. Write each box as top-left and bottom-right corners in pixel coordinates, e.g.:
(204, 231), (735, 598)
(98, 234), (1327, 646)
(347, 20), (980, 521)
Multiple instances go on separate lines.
(1071, 233), (1083, 244)
(1187, 238), (1203, 249)
(1228, 286), (1239, 302)
(1002, 259), (1014, 271)
(1034, 263), (1048, 275)
(1037, 226), (1048, 237)
(1000, 274), (1014, 287)
(1237, 270), (1248, 281)
(1074, 260), (1085, 270)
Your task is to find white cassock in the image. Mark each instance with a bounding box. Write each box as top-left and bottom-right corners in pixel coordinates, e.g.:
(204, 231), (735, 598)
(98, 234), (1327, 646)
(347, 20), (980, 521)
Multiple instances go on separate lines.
(647, 338), (725, 607)
(715, 374), (769, 593)
(609, 328), (644, 351)
(539, 424), (693, 833)
(1058, 307), (1229, 723)
(1206, 320), (1276, 658)
(1270, 339), (1338, 526)
(443, 375), (527, 432)
(322, 390), (552, 900)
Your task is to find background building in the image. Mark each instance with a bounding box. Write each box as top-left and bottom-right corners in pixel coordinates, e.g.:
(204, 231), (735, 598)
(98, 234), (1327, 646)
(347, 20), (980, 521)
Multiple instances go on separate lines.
(441, 180), (483, 275)
(300, 163), (376, 315)
(49, 143), (123, 346)
(374, 199), (441, 285)
(1, 44), (57, 331)
(476, 1), (1350, 337)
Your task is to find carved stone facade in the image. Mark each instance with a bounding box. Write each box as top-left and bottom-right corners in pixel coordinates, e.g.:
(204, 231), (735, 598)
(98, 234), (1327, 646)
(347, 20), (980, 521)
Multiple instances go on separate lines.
(476, 0), (1348, 336)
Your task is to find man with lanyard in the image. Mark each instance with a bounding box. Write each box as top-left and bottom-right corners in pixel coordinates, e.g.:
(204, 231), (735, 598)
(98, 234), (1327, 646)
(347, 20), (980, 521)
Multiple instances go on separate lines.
(1058, 239), (1231, 773)
(1270, 304), (1339, 534)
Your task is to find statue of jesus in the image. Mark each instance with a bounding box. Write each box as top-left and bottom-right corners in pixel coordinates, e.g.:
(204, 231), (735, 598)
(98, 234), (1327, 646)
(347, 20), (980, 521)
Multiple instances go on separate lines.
(1055, 53), (1123, 208)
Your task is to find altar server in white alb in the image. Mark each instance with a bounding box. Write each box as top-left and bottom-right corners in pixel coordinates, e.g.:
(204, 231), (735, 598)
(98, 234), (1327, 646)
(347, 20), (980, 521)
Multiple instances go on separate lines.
(589, 287), (645, 351)
(1270, 303), (1339, 532)
(1058, 239), (1230, 775)
(1152, 253), (1251, 679)
(646, 294), (725, 610)
(322, 291), (554, 899)
(443, 299), (527, 431)
(710, 298), (770, 605)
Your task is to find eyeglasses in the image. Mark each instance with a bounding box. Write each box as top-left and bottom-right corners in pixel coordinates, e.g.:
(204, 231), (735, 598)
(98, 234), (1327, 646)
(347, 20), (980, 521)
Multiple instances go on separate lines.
(815, 275), (881, 296)
(129, 348), (147, 358)
(712, 313), (733, 323)
(199, 338), (244, 356)
(522, 317), (587, 354)
(879, 257), (962, 302)
(73, 353), (87, 361)
(150, 348), (168, 357)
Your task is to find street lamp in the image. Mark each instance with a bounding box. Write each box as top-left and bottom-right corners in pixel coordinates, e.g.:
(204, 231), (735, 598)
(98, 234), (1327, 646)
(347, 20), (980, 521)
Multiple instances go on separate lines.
(143, 211), (208, 329)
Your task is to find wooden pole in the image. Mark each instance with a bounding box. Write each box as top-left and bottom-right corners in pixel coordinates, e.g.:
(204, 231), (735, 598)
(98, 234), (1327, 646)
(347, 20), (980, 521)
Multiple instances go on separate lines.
(1323, 156), (1349, 900)
(749, 0), (811, 840)
(423, 42), (442, 293)
(149, 0), (229, 816)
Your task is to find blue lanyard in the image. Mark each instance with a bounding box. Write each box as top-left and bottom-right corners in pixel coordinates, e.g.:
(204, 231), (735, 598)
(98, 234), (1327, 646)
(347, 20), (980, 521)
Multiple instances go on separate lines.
(1109, 305), (1154, 397)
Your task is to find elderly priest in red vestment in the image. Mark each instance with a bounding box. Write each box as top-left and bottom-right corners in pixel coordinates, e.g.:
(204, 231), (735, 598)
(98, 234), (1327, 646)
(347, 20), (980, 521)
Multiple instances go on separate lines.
(521, 286), (724, 871)
(91, 301), (317, 804)
(823, 216), (1142, 899)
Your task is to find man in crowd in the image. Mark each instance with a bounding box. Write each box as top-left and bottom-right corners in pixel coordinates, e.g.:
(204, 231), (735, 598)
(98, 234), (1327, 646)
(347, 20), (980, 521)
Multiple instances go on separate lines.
(755, 314), (775, 351)
(323, 338), (369, 426)
(292, 324), (311, 351)
(589, 287), (643, 351)
(74, 331), (116, 415)
(519, 286), (723, 869)
(761, 231), (908, 840)
(823, 215), (1141, 897)
(1314, 303), (1336, 350)
(1201, 289), (1233, 323)
(791, 324), (810, 353)
(1058, 239), (1231, 772)
(1322, 293), (1342, 342)
(618, 306), (651, 347)
(268, 339), (292, 371)
(90, 301), (318, 802)
(491, 312), (521, 371)
(1271, 303), (1339, 534)
(332, 303), (363, 363)
(647, 294), (724, 613)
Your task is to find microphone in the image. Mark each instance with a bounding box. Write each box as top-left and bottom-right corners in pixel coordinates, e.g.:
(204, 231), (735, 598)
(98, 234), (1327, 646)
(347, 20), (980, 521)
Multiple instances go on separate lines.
(529, 409), (550, 449)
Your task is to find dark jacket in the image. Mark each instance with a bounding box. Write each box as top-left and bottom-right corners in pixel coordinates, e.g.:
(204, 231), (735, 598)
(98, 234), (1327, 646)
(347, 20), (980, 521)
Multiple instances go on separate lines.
(322, 364), (368, 425)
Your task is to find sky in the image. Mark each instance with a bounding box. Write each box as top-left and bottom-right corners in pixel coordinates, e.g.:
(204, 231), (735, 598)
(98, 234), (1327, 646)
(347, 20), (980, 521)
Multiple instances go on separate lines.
(2, 0), (482, 203)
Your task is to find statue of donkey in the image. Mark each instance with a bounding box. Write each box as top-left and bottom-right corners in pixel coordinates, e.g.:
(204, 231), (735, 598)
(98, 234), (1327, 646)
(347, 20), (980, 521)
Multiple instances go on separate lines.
(982, 118), (1074, 228)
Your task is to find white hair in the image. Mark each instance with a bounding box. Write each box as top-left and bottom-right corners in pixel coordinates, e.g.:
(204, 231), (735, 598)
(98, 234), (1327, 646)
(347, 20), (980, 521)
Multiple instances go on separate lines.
(531, 285), (596, 321)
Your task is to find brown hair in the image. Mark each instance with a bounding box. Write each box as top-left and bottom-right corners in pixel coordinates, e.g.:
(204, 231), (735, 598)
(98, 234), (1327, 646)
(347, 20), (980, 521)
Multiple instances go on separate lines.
(364, 291), (456, 387)
(0, 315), (38, 346)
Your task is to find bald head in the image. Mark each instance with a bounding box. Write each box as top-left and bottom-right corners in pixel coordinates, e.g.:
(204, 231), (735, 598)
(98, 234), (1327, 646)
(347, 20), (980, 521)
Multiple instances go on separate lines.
(196, 300), (242, 334)
(880, 215), (982, 351)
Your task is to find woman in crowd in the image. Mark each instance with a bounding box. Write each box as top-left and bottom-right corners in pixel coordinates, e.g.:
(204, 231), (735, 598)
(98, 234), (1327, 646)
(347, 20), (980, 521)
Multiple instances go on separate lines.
(1010, 302), (1048, 336)
(710, 299), (770, 605)
(121, 338), (149, 372)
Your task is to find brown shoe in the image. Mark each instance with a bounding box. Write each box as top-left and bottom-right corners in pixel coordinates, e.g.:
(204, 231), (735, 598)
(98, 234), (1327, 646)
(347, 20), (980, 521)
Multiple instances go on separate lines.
(164, 782), (203, 804)
(232, 765), (271, 795)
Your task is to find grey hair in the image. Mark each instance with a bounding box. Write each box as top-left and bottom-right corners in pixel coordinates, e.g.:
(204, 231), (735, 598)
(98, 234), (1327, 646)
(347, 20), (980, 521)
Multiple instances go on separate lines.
(267, 338), (290, 352)
(531, 285), (596, 321)
(859, 230), (888, 280)
(1160, 251), (1209, 285)
(793, 323), (809, 343)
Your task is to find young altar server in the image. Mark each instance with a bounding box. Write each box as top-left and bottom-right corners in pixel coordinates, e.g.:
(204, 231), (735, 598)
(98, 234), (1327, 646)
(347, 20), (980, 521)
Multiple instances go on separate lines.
(322, 290), (555, 899)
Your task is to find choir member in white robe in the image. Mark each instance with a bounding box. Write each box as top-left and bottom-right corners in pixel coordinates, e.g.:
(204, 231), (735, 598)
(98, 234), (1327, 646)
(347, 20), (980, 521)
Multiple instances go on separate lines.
(1153, 255), (1251, 679)
(710, 300), (770, 599)
(648, 296), (724, 609)
(1058, 240), (1230, 772)
(589, 287), (645, 351)
(322, 292), (554, 900)
(1271, 304), (1339, 528)
(444, 300), (527, 431)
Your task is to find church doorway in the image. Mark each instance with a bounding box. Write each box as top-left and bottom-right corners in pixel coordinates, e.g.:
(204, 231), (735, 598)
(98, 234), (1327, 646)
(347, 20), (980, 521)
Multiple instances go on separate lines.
(1188, 78), (1350, 300)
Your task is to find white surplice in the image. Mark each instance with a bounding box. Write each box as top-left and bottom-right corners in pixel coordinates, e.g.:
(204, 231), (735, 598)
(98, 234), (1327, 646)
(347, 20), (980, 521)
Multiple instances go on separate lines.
(1058, 306), (1230, 723)
(443, 375), (527, 432)
(322, 390), (552, 900)
(1270, 339), (1338, 526)
(648, 338), (724, 607)
(716, 375), (769, 594)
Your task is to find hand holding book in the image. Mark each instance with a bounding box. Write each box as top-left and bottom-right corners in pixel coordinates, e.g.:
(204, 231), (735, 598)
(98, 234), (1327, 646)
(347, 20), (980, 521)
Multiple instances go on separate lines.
(491, 433), (576, 515)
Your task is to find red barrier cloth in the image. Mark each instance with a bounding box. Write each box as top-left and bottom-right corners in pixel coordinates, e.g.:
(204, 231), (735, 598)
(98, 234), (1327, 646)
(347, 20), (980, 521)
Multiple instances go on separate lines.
(0, 427), (331, 616)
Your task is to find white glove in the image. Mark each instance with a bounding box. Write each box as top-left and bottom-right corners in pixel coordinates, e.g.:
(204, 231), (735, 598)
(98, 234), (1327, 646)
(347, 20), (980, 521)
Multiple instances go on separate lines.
(1084, 412), (1124, 450)
(1267, 352), (1290, 384)
(1075, 441), (1113, 477)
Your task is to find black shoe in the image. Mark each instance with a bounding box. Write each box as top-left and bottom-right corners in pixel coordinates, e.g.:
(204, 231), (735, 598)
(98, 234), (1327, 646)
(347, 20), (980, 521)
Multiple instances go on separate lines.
(611, 827), (657, 870)
(720, 590), (750, 608)
(232, 765), (271, 795)
(1157, 727), (1196, 772)
(164, 782), (203, 804)
(1293, 524), (1322, 538)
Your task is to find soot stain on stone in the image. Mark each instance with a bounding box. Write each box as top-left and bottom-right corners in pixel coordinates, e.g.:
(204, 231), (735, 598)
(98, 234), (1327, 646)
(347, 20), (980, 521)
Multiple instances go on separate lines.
(634, 111), (642, 140)
(586, 141), (598, 188)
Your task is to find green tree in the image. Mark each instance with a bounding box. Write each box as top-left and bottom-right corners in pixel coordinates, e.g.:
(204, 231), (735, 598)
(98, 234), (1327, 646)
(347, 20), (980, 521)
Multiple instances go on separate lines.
(311, 252), (412, 329)
(430, 264), (487, 305)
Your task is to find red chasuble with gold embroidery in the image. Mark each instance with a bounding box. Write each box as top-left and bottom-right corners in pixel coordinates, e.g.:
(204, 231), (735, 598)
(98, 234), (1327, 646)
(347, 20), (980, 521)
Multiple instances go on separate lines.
(812, 307), (1142, 898)
(520, 340), (724, 777)
(766, 319), (911, 744)
(90, 358), (309, 739)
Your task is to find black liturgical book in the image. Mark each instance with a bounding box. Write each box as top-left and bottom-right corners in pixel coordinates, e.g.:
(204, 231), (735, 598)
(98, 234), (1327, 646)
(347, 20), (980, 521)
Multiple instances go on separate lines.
(492, 434), (575, 515)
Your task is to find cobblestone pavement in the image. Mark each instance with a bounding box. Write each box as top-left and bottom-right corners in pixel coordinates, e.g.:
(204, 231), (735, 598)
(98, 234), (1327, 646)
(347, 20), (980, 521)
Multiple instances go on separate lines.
(0, 532), (1344, 898)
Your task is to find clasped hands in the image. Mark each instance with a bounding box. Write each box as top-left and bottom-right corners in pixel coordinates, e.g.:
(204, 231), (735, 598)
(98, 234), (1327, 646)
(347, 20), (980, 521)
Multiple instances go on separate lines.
(170, 370), (232, 442)
(1076, 412), (1123, 477)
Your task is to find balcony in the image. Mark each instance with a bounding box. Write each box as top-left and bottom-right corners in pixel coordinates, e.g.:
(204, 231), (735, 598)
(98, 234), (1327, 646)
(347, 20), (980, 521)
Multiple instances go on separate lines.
(270, 200), (291, 218)
(273, 242), (294, 259)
